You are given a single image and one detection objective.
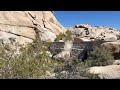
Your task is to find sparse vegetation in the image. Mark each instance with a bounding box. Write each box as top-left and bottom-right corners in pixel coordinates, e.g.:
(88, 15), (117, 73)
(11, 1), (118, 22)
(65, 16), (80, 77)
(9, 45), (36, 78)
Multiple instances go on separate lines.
(53, 47), (115, 79)
(0, 37), (115, 79)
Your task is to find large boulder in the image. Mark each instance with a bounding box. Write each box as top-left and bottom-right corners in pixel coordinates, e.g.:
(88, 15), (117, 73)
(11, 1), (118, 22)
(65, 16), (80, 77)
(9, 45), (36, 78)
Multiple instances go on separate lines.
(0, 11), (66, 45)
(89, 65), (120, 79)
(101, 42), (120, 59)
(53, 51), (71, 61)
(113, 60), (120, 65)
(101, 42), (120, 53)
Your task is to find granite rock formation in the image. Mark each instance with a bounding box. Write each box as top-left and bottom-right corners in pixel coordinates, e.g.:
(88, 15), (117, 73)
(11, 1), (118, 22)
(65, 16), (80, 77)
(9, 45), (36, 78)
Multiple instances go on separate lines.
(0, 11), (66, 45)
(67, 24), (120, 42)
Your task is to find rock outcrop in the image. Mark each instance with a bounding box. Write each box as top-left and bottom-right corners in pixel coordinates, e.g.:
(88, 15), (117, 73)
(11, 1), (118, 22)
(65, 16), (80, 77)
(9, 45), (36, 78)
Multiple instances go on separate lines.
(0, 11), (66, 45)
(100, 41), (120, 59)
(67, 24), (120, 42)
(67, 24), (120, 59)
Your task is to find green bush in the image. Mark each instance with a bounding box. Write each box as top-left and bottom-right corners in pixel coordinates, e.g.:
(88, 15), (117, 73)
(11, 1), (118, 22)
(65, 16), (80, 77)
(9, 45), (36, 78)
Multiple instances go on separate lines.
(0, 39), (60, 79)
(55, 30), (72, 42)
(85, 47), (114, 67)
(0, 38), (111, 79)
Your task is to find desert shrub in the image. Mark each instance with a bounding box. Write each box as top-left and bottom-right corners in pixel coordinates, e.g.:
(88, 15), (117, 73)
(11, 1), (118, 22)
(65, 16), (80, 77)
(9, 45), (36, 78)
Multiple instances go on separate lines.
(55, 30), (72, 42)
(53, 59), (100, 79)
(84, 47), (114, 67)
(54, 33), (66, 42)
(0, 38), (110, 79)
(0, 39), (61, 79)
(53, 47), (114, 79)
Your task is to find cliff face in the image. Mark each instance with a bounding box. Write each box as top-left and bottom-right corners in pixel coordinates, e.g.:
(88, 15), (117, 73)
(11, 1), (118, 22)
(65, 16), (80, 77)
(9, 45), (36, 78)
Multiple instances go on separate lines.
(0, 11), (66, 45)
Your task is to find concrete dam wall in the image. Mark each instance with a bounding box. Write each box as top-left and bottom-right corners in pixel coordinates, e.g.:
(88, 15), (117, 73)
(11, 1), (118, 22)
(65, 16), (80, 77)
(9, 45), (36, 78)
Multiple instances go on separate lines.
(49, 40), (108, 61)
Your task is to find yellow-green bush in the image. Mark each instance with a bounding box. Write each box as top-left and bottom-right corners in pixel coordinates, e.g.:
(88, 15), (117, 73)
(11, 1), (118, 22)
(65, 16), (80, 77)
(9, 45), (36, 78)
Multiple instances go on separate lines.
(55, 30), (72, 42)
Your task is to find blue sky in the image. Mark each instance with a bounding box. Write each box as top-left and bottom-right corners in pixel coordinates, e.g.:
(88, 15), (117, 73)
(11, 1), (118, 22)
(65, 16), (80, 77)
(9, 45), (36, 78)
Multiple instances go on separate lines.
(54, 11), (120, 30)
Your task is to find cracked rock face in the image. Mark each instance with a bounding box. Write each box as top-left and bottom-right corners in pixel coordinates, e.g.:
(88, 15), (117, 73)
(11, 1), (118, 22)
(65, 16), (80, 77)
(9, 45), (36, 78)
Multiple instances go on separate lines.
(0, 11), (66, 45)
